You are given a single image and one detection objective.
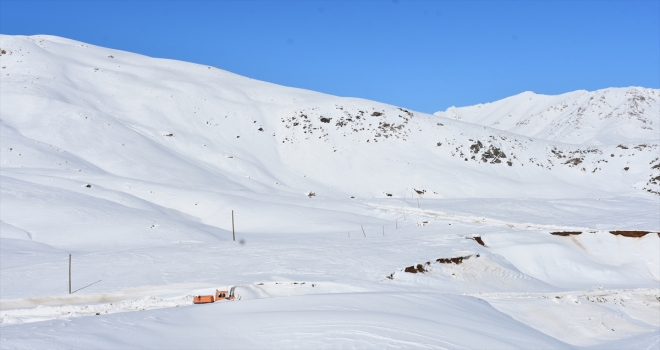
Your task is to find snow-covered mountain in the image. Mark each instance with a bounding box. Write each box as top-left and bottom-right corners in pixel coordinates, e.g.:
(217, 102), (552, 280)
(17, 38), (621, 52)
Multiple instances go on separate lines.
(435, 88), (659, 145)
(1, 35), (658, 348)
(1, 35), (658, 204)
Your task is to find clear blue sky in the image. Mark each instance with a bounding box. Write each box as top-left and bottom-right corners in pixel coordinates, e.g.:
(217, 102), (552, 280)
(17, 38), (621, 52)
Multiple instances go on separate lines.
(1, 0), (659, 113)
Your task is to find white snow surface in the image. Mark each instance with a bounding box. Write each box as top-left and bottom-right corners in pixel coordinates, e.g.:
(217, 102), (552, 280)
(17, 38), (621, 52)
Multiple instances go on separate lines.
(0, 35), (659, 349)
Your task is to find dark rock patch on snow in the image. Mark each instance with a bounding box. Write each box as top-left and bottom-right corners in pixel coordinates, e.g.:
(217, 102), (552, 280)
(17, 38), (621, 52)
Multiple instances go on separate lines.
(551, 231), (582, 236)
(609, 230), (651, 238)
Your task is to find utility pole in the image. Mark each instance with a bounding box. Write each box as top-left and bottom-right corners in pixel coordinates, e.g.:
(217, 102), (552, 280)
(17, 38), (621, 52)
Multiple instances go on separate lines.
(68, 254), (71, 294)
(232, 210), (235, 241)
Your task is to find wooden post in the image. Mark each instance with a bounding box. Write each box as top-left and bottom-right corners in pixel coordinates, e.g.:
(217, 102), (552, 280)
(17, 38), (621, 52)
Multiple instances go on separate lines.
(232, 210), (235, 241)
(361, 225), (366, 237)
(68, 254), (71, 294)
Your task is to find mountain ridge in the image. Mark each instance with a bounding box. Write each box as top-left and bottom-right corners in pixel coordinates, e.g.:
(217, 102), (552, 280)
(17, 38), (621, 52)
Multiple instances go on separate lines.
(434, 87), (659, 146)
(1, 34), (658, 203)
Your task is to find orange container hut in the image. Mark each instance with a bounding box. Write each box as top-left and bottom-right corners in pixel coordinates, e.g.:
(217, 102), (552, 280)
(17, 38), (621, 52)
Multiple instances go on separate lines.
(193, 295), (215, 304)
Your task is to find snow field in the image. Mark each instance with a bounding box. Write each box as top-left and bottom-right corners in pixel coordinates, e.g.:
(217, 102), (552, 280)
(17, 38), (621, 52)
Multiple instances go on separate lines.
(479, 289), (660, 346)
(2, 211), (658, 347)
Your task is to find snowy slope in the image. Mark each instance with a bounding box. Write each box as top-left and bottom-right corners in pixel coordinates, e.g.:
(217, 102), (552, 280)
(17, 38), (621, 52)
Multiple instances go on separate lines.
(435, 88), (660, 145)
(2, 35), (659, 204)
(1, 35), (658, 348)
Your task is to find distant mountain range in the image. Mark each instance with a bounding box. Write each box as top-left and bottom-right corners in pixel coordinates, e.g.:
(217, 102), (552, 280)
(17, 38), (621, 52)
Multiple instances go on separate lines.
(435, 88), (659, 145)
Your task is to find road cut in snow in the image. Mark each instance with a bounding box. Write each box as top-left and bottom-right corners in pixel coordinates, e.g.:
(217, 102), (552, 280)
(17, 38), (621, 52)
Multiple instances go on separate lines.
(0, 281), (369, 326)
(0, 292), (572, 349)
(368, 203), (591, 232)
(0, 295), (192, 325)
